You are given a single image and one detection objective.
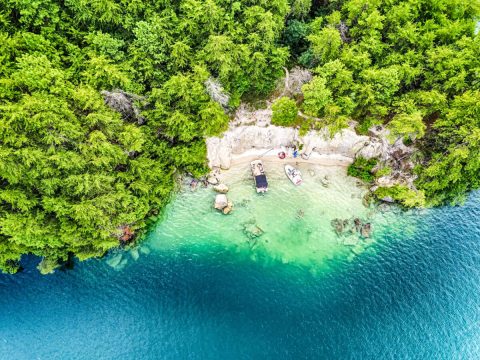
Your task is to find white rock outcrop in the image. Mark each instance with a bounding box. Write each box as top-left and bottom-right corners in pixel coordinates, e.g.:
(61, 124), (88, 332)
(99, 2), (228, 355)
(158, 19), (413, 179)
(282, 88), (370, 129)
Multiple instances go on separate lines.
(206, 125), (379, 169)
(214, 194), (228, 210)
(231, 104), (273, 128)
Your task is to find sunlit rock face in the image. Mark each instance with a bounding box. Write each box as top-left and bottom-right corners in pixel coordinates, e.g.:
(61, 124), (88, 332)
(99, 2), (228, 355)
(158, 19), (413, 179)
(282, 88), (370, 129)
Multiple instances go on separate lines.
(206, 125), (372, 170)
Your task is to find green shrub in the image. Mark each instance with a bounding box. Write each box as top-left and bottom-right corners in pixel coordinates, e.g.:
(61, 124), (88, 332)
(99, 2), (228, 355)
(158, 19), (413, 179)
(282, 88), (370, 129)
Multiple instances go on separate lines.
(347, 157), (377, 182)
(299, 117), (313, 136)
(271, 97), (299, 127)
(375, 186), (426, 208)
(356, 117), (382, 135)
(375, 166), (392, 178)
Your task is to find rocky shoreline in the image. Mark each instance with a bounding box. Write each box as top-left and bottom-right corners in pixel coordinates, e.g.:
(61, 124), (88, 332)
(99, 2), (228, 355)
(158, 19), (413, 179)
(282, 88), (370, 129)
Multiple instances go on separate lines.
(204, 66), (419, 204)
(196, 68), (421, 246)
(206, 109), (417, 196)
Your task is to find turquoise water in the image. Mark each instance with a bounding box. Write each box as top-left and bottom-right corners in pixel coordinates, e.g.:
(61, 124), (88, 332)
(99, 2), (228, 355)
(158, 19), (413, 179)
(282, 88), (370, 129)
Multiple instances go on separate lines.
(0, 165), (479, 359)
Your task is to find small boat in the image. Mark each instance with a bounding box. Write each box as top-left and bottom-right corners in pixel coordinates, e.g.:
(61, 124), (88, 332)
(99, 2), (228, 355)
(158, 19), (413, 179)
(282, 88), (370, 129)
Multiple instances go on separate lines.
(285, 165), (302, 185)
(251, 160), (268, 193)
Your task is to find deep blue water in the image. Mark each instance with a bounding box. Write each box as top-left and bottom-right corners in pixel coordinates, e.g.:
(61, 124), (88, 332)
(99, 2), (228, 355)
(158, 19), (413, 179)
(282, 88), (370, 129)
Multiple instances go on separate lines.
(1, 192), (479, 359)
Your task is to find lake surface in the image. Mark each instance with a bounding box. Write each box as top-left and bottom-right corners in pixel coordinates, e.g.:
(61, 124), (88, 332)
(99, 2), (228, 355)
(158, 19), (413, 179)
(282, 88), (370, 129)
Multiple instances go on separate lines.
(1, 164), (479, 359)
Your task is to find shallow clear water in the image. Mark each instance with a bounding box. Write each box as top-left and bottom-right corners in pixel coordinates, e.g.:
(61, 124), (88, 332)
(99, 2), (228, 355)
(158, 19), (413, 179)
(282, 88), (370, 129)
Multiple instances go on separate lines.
(1, 164), (479, 359)
(152, 164), (378, 269)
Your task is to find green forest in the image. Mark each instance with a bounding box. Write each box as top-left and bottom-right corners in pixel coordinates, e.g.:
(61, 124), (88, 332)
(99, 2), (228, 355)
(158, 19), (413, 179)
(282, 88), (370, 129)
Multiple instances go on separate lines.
(0, 0), (479, 273)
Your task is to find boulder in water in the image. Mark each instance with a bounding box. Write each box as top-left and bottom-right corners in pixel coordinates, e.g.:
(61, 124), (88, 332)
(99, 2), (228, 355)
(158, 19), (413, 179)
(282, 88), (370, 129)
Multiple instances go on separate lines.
(214, 194), (228, 210)
(223, 201), (234, 215)
(354, 218), (362, 232)
(362, 193), (373, 208)
(207, 175), (219, 185)
(214, 184), (229, 193)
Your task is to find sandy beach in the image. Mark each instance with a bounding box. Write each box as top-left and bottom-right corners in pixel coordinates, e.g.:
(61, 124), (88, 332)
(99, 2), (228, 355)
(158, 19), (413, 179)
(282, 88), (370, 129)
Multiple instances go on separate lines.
(228, 148), (354, 168)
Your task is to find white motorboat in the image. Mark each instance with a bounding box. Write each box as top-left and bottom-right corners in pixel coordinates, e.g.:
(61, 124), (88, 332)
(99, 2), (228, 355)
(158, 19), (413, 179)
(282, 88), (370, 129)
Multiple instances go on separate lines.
(285, 165), (302, 185)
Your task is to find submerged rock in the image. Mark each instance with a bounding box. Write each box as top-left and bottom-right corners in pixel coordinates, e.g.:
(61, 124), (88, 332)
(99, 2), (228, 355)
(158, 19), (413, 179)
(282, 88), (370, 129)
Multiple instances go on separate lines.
(130, 248), (140, 261)
(114, 258), (128, 271)
(331, 218), (350, 235)
(106, 253), (123, 268)
(139, 246), (151, 255)
(352, 244), (365, 255)
(332, 217), (374, 240)
(214, 184), (229, 193)
(320, 176), (330, 187)
(361, 223), (372, 238)
(331, 218), (343, 234)
(243, 222), (264, 239)
(377, 203), (393, 213)
(237, 199), (251, 208)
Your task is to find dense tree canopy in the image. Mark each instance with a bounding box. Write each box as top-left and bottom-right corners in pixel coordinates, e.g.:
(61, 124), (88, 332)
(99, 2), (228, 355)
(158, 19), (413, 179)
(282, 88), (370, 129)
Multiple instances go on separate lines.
(0, 0), (479, 273)
(294, 0), (480, 205)
(0, 0), (290, 273)
(418, 91), (480, 205)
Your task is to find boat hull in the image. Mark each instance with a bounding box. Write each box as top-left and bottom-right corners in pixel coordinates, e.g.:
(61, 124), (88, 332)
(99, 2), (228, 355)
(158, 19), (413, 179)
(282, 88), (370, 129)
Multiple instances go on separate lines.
(251, 160), (268, 192)
(285, 165), (302, 185)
